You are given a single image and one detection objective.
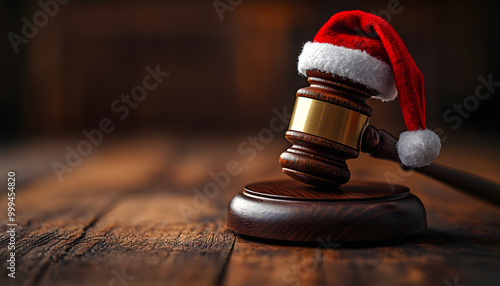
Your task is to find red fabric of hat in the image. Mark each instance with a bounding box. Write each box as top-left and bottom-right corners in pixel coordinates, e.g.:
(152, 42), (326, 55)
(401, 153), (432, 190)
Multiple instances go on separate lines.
(298, 10), (440, 168)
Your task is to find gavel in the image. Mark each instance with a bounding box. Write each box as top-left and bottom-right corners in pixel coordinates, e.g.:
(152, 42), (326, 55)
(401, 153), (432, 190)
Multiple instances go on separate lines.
(226, 10), (499, 242)
(227, 70), (500, 242)
(279, 70), (500, 206)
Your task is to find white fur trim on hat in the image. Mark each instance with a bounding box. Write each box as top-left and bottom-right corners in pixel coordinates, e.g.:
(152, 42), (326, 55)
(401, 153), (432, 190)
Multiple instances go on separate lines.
(396, 129), (441, 168)
(298, 41), (398, 102)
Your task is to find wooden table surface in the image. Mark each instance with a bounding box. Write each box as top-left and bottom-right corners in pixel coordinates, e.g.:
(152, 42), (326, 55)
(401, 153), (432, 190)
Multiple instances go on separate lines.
(1, 134), (499, 286)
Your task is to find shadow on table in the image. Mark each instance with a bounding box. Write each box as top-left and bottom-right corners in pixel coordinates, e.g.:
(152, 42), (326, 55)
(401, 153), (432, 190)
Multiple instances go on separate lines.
(231, 227), (493, 249)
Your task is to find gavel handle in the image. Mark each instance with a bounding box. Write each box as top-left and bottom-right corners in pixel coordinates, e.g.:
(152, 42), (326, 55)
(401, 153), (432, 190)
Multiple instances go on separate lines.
(361, 125), (500, 206)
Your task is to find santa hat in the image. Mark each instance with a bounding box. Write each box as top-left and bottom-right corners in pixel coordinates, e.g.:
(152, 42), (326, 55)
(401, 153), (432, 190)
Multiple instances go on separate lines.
(297, 10), (440, 168)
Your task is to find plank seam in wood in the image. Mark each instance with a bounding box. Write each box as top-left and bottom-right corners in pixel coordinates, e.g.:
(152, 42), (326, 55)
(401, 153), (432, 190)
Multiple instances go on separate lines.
(216, 234), (236, 286)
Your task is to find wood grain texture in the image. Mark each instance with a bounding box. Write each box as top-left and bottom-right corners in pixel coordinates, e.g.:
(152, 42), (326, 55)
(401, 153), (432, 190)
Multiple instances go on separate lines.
(0, 135), (499, 286)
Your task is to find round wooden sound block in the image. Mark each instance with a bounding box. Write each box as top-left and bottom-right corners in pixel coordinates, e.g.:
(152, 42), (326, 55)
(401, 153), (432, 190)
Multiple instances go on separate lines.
(227, 180), (426, 242)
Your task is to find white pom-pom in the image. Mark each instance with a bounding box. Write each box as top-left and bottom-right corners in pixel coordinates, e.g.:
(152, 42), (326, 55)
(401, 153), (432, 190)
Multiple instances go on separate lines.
(396, 129), (441, 168)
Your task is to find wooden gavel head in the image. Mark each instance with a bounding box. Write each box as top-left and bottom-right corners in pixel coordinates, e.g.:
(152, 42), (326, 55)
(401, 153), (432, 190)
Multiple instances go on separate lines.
(279, 70), (377, 187)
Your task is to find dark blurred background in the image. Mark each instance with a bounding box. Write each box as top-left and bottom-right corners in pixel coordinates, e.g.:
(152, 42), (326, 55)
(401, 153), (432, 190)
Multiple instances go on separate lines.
(1, 0), (499, 145)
